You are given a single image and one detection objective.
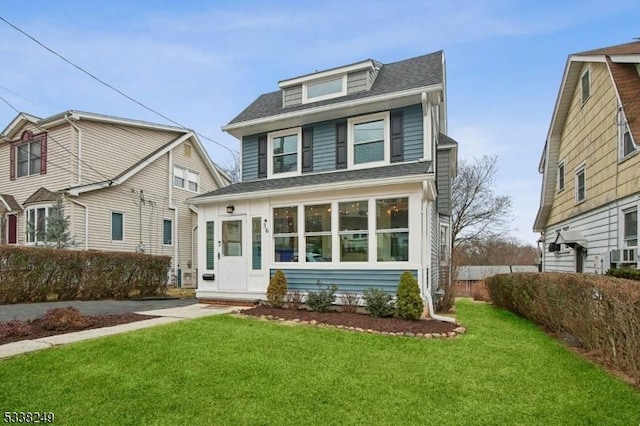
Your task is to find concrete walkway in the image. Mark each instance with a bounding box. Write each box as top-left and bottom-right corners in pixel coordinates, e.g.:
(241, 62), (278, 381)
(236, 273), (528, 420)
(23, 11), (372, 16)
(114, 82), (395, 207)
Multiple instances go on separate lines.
(0, 303), (243, 360)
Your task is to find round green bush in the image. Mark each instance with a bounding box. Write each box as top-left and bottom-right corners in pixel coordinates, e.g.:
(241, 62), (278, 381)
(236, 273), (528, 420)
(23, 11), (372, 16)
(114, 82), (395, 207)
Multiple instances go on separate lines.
(395, 271), (424, 320)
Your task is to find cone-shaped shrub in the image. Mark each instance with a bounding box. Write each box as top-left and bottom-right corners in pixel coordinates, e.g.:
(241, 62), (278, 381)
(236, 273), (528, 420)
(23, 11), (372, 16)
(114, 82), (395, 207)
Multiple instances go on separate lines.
(396, 271), (424, 320)
(266, 269), (288, 308)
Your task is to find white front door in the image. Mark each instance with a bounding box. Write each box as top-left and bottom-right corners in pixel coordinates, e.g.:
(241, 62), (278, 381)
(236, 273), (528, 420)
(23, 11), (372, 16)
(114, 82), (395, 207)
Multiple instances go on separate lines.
(219, 218), (247, 291)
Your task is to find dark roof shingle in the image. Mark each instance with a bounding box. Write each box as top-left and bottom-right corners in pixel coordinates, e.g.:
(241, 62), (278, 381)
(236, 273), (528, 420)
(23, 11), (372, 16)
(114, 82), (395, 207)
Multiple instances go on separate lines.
(193, 161), (432, 199)
(576, 40), (640, 56)
(228, 51), (443, 125)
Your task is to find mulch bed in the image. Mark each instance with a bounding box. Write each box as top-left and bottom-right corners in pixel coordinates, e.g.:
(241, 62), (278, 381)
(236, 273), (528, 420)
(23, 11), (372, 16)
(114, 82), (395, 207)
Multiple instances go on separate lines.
(0, 313), (158, 345)
(241, 305), (460, 335)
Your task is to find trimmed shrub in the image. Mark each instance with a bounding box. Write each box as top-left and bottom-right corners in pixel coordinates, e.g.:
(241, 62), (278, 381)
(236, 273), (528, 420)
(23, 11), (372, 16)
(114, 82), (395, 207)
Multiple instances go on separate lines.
(395, 272), (424, 320)
(266, 270), (288, 308)
(339, 292), (361, 313)
(306, 281), (337, 313)
(606, 268), (640, 281)
(285, 290), (305, 310)
(363, 288), (395, 318)
(486, 272), (640, 385)
(41, 307), (93, 331)
(0, 246), (170, 304)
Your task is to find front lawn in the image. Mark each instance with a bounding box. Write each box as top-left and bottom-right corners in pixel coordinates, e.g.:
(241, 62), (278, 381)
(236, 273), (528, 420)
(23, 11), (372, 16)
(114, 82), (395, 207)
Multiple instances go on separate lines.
(0, 300), (638, 425)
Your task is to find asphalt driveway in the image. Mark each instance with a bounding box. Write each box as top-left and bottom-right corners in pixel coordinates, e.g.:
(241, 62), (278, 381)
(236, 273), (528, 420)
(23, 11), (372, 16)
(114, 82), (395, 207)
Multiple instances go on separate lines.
(0, 298), (198, 322)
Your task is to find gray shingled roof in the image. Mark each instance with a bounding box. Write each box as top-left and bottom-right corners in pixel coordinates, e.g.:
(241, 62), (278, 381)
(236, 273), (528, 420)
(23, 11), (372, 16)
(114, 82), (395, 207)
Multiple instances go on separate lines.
(228, 51), (443, 125)
(193, 161), (432, 199)
(438, 133), (459, 146)
(0, 194), (22, 212)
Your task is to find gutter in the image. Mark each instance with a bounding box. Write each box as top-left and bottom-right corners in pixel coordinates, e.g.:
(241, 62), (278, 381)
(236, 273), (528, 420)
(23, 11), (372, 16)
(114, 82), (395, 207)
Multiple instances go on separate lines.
(65, 113), (83, 185)
(66, 197), (89, 250)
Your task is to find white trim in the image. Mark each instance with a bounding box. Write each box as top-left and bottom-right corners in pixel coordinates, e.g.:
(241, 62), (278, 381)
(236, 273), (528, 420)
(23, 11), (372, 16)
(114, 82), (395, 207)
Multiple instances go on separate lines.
(190, 173), (433, 205)
(557, 160), (565, 191)
(24, 204), (54, 245)
(617, 106), (638, 161)
(574, 164), (586, 204)
(163, 218), (174, 246)
(278, 60), (376, 88)
(609, 54), (640, 63)
(302, 75), (347, 104)
(580, 65), (591, 106)
(110, 210), (125, 242)
(222, 84), (443, 134)
(347, 111), (390, 169)
(267, 127), (302, 178)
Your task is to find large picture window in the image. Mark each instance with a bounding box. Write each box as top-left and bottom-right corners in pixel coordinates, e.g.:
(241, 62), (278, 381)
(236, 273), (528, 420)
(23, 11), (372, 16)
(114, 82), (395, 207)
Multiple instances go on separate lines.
(376, 198), (409, 261)
(274, 206), (298, 262)
(305, 204), (331, 262)
(339, 201), (368, 262)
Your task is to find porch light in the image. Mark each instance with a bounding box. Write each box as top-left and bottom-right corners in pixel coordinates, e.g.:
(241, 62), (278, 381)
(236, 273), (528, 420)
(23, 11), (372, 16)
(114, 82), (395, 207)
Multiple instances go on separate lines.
(226, 205), (235, 214)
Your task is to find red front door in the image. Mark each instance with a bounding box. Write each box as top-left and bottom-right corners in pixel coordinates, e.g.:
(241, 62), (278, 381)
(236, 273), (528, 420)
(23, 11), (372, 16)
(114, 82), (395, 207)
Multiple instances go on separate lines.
(8, 215), (17, 244)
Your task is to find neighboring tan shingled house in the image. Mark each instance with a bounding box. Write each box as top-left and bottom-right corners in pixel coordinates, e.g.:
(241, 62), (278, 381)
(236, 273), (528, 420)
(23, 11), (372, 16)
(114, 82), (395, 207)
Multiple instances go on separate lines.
(190, 51), (459, 315)
(534, 41), (640, 273)
(0, 110), (229, 287)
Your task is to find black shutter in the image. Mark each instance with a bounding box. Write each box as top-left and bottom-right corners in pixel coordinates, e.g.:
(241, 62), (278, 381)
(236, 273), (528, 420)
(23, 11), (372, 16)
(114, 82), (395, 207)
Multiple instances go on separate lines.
(258, 135), (267, 178)
(390, 111), (404, 163)
(336, 121), (347, 169)
(302, 127), (313, 173)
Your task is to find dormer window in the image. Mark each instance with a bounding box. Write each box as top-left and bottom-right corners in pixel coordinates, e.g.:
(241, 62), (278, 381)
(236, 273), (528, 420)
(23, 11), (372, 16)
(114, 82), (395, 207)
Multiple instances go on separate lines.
(302, 76), (346, 103)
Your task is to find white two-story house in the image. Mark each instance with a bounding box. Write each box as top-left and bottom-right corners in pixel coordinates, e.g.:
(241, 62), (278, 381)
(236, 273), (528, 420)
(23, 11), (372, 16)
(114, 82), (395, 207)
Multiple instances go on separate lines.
(191, 51), (458, 313)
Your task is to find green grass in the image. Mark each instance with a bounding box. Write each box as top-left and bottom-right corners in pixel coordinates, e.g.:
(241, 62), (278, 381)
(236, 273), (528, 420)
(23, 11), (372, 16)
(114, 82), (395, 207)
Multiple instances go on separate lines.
(0, 300), (638, 425)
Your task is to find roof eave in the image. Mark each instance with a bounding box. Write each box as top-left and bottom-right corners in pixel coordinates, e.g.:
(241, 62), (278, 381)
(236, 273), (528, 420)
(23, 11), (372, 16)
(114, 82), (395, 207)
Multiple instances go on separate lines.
(189, 173), (434, 205)
(222, 84), (443, 139)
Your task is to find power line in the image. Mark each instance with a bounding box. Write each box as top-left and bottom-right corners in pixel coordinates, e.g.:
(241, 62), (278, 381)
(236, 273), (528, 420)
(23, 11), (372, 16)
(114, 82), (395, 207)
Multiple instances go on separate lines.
(0, 15), (238, 156)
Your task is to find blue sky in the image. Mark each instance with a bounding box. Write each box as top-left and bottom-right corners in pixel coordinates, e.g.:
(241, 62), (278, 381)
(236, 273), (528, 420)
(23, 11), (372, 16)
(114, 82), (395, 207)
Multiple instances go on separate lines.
(1, 0), (639, 246)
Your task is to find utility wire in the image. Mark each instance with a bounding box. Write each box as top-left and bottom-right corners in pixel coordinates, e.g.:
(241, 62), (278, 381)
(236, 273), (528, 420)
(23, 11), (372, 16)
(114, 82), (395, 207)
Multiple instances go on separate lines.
(0, 15), (238, 156)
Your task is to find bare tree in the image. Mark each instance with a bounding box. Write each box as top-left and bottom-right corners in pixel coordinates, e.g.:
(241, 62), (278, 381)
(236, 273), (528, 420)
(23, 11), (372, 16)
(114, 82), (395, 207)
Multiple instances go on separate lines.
(451, 155), (512, 250)
(220, 153), (241, 183)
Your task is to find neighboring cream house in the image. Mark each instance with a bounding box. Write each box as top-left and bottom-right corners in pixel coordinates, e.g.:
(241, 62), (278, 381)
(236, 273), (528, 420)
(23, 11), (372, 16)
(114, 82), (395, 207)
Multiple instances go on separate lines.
(0, 110), (228, 287)
(190, 51), (458, 314)
(534, 41), (640, 273)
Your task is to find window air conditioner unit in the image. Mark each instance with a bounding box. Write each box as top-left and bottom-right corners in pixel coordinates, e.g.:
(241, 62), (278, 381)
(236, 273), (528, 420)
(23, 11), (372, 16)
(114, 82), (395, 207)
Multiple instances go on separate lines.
(610, 249), (621, 263)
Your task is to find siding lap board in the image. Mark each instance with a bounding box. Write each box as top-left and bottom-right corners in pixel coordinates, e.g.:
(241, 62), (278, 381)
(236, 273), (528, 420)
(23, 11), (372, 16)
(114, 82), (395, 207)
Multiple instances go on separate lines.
(271, 269), (417, 294)
(242, 135), (259, 181)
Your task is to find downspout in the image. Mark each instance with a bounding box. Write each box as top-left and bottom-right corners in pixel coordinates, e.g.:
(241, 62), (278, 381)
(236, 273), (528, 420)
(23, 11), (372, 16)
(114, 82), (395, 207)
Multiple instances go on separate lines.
(64, 113), (82, 185)
(423, 181), (455, 323)
(168, 150), (178, 278)
(67, 197), (89, 250)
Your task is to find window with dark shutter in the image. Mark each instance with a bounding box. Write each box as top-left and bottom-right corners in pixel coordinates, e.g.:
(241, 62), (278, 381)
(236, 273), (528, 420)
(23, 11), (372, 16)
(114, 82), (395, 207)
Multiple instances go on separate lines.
(258, 135), (267, 178)
(336, 122), (347, 169)
(9, 144), (15, 181)
(390, 111), (404, 163)
(302, 127), (313, 172)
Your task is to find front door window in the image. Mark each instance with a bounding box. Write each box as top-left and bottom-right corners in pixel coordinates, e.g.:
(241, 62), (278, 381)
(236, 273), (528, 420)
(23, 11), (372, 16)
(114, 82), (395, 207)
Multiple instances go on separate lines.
(222, 220), (242, 256)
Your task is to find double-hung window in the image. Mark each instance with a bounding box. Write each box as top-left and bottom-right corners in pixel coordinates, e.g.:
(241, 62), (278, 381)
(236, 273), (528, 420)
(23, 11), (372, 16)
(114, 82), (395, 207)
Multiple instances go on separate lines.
(376, 198), (409, 261)
(623, 209), (638, 249)
(557, 161), (565, 191)
(575, 165), (586, 203)
(304, 204), (332, 262)
(348, 112), (389, 167)
(581, 68), (590, 105)
(618, 108), (637, 159)
(339, 201), (368, 262)
(268, 128), (301, 177)
(163, 219), (173, 245)
(173, 166), (199, 192)
(12, 131), (47, 179)
(273, 206), (298, 262)
(111, 212), (124, 241)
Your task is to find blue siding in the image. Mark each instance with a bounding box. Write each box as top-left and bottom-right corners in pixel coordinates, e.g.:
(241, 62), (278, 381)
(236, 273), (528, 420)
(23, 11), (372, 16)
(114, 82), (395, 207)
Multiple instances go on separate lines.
(401, 104), (423, 161)
(242, 135), (259, 181)
(241, 104), (423, 180)
(311, 121), (336, 172)
(270, 269), (417, 295)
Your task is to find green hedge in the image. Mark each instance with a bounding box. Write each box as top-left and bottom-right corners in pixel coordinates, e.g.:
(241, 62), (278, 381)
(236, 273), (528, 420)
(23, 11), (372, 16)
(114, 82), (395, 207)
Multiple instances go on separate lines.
(486, 272), (640, 385)
(606, 268), (640, 281)
(0, 246), (170, 304)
